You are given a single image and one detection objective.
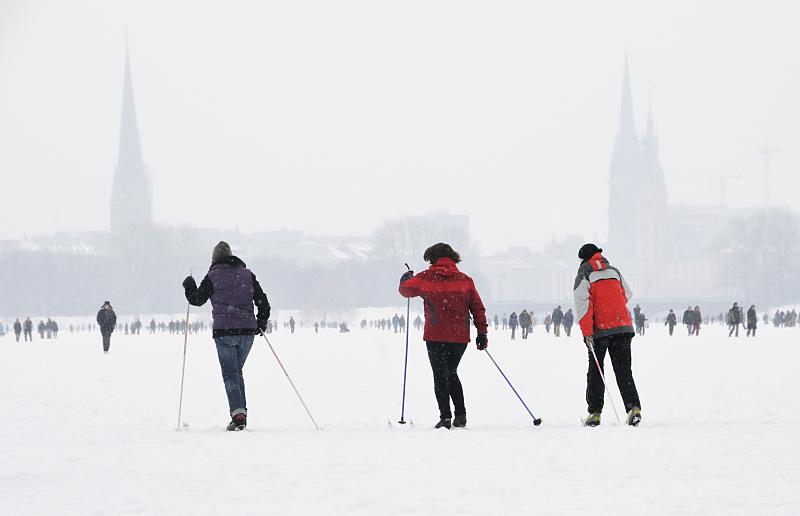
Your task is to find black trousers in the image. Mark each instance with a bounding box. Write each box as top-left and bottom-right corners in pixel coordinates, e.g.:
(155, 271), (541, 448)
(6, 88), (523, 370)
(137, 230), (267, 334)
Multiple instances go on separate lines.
(426, 341), (467, 419)
(102, 333), (111, 352)
(586, 333), (640, 414)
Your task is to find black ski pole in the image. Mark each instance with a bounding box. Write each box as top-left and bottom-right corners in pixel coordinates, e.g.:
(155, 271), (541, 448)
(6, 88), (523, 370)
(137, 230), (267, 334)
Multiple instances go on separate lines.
(398, 263), (411, 425)
(485, 350), (542, 426)
(260, 331), (320, 430)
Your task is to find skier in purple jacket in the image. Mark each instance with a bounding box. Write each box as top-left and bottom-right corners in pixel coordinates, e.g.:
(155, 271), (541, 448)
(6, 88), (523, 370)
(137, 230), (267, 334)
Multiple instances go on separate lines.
(183, 241), (271, 431)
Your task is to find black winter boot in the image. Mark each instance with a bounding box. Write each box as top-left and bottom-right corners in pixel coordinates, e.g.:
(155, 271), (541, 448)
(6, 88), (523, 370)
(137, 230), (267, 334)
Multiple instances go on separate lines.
(434, 418), (452, 430)
(452, 415), (467, 428)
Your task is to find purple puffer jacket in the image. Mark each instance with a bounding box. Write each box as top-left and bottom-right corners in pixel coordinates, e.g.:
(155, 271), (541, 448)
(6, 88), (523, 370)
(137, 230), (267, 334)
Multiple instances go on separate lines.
(207, 260), (257, 331)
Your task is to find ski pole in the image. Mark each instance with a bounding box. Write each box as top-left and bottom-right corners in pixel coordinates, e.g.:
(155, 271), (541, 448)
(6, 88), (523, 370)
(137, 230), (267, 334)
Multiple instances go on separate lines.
(260, 332), (320, 430)
(176, 277), (191, 430)
(588, 341), (622, 425)
(485, 350), (542, 426)
(398, 263), (411, 425)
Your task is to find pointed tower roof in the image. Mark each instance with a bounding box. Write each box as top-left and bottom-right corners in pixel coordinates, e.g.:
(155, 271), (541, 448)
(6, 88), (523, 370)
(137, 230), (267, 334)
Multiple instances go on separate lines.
(617, 55), (636, 142)
(110, 41), (151, 233)
(645, 97), (656, 139)
(117, 43), (144, 169)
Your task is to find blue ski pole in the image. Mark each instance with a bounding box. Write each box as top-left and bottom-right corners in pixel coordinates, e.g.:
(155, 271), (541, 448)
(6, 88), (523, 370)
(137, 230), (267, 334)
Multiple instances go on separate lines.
(398, 263), (411, 425)
(485, 349), (542, 426)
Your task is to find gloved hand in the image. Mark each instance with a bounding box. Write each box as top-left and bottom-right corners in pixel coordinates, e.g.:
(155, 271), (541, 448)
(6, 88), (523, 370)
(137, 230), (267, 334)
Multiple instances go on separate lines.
(257, 320), (268, 335)
(400, 271), (414, 283)
(182, 276), (196, 289)
(476, 333), (488, 350)
(584, 335), (594, 349)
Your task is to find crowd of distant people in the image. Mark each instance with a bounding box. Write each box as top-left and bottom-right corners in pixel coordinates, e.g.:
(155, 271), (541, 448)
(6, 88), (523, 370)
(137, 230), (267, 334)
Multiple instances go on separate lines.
(2, 302), (798, 344)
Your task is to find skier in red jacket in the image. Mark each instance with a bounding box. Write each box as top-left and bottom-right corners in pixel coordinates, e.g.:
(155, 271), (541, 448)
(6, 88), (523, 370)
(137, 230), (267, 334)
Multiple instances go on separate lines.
(573, 243), (641, 427)
(399, 243), (488, 429)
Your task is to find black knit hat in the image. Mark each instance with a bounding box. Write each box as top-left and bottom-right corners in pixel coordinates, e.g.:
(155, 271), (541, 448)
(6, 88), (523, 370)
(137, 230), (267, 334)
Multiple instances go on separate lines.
(578, 243), (602, 260)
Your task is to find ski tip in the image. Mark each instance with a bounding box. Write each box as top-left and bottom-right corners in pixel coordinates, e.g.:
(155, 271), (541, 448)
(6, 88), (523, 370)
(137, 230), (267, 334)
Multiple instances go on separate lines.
(533, 418), (543, 427)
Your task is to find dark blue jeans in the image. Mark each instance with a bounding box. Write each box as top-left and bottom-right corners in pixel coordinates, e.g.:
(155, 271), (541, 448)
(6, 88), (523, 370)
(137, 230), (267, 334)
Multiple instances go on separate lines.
(214, 335), (255, 416)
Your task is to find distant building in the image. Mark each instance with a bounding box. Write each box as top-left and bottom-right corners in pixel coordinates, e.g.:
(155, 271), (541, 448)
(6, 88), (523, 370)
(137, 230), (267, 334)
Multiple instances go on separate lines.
(484, 58), (748, 306)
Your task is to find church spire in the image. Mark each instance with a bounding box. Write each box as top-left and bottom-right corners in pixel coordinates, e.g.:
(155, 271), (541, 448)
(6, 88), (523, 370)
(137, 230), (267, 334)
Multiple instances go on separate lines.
(645, 97), (655, 139)
(607, 55), (641, 259)
(617, 54), (636, 142)
(110, 40), (151, 233)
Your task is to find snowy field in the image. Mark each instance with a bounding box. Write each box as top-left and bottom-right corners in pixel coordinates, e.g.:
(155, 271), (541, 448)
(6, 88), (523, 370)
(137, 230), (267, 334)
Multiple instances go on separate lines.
(1, 319), (799, 515)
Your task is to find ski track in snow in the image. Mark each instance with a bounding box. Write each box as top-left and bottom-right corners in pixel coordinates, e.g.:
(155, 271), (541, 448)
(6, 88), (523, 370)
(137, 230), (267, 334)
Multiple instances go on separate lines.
(1, 324), (798, 515)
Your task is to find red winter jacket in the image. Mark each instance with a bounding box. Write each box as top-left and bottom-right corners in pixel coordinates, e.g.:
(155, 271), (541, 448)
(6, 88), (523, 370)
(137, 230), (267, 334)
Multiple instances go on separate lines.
(399, 258), (488, 344)
(573, 252), (634, 338)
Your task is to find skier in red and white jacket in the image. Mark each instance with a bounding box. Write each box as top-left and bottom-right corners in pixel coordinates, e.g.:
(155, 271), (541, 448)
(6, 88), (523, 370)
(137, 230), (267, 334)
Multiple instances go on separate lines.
(573, 243), (641, 427)
(399, 243), (488, 430)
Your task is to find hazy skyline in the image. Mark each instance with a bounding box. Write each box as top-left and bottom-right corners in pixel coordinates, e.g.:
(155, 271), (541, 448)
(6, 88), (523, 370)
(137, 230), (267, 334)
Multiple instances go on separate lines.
(1, 1), (797, 254)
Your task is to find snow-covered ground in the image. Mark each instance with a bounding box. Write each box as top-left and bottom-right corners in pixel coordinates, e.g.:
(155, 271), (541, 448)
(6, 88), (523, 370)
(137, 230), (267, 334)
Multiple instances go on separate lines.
(1, 320), (798, 515)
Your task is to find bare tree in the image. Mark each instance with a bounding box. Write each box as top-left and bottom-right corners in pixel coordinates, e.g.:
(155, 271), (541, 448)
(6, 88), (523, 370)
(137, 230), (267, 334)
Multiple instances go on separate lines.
(719, 208), (800, 304)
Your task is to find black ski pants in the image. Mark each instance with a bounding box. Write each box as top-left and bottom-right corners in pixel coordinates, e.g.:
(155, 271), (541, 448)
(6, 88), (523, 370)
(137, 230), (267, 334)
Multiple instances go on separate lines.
(586, 332), (640, 414)
(426, 341), (467, 419)
(101, 333), (112, 352)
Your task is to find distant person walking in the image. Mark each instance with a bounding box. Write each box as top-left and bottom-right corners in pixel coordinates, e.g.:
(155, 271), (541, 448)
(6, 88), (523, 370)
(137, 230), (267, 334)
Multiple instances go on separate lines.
(183, 241), (271, 432)
(508, 312), (518, 340)
(552, 306), (564, 337)
(665, 309), (677, 336)
(692, 306), (701, 336)
(727, 303), (743, 337)
(682, 306), (693, 336)
(573, 244), (641, 427)
(96, 302), (117, 353)
(13, 319), (22, 342)
(399, 243), (488, 430)
(23, 318), (33, 341)
(563, 309), (574, 337)
(519, 310), (532, 339)
(746, 305), (758, 337)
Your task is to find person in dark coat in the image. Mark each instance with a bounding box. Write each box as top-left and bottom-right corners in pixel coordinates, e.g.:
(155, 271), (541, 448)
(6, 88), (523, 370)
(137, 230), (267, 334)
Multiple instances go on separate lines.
(552, 306), (564, 337)
(691, 306), (701, 336)
(508, 312), (518, 339)
(728, 302), (743, 337)
(13, 319), (22, 342)
(96, 302), (117, 353)
(563, 309), (574, 337)
(746, 305), (758, 337)
(399, 243), (487, 429)
(519, 310), (532, 339)
(183, 241), (271, 431)
(23, 318), (33, 341)
(665, 309), (677, 336)
(682, 306), (693, 335)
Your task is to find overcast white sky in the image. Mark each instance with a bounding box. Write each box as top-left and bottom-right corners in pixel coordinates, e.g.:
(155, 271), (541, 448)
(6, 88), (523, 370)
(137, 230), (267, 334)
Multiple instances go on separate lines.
(0, 0), (797, 254)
